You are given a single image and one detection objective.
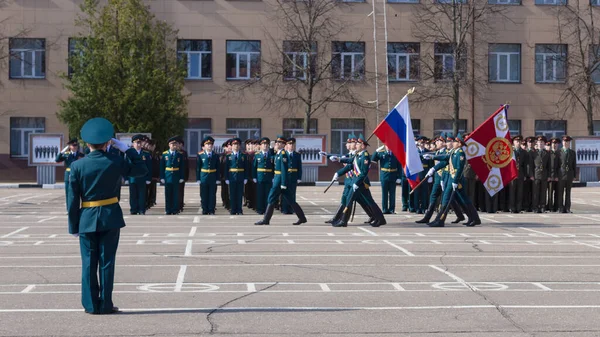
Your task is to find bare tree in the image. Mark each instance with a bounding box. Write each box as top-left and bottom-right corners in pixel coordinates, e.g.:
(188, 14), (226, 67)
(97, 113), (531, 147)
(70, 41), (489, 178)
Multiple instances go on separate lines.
(554, 0), (600, 136)
(224, 0), (373, 134)
(410, 1), (509, 134)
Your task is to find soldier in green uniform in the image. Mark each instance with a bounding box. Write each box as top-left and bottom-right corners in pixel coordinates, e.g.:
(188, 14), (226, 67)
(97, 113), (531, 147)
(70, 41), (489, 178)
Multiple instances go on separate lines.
(547, 137), (561, 212)
(371, 145), (400, 214)
(281, 138), (302, 214)
(127, 134), (153, 215)
(56, 138), (85, 210)
(145, 139), (159, 210)
(531, 135), (551, 213)
(558, 135), (576, 213)
(220, 140), (231, 211)
(160, 136), (185, 215)
(414, 136), (431, 214)
(325, 134), (356, 223)
(252, 137), (274, 215)
(176, 137), (189, 213)
(196, 136), (220, 215)
(255, 136), (307, 225)
(67, 117), (147, 315)
(509, 135), (528, 213)
(226, 138), (248, 215)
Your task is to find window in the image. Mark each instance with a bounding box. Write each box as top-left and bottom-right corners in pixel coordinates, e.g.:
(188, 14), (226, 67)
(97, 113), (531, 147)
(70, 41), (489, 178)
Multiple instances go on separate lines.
(388, 42), (419, 82)
(434, 43), (461, 81)
(10, 117), (45, 157)
(411, 119), (421, 136)
(331, 119), (365, 155)
(332, 42), (365, 80)
(436, 0), (467, 3)
(9, 38), (46, 79)
(535, 44), (567, 83)
(283, 41), (317, 81)
(489, 44), (521, 83)
(594, 120), (600, 136)
(534, 120), (567, 139)
(508, 119), (521, 137)
(591, 45), (600, 84)
(283, 118), (318, 138)
(68, 38), (87, 76)
(433, 119), (467, 137)
(184, 118), (212, 155)
(535, 0), (566, 4)
(388, 0), (418, 2)
(178, 40), (212, 80)
(226, 40), (260, 80)
(592, 0), (599, 6)
(226, 118), (261, 141)
(489, 0), (520, 4)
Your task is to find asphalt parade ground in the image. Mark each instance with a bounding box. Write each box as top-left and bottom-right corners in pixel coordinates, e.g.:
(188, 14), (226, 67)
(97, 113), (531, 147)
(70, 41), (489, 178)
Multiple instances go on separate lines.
(2, 185), (600, 336)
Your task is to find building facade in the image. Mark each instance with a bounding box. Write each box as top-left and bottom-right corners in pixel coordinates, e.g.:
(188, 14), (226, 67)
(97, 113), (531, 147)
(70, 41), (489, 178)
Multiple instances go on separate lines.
(1, 0), (599, 181)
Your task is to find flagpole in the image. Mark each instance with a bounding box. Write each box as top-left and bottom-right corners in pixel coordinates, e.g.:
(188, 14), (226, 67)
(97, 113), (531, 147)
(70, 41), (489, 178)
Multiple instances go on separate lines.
(367, 87), (415, 143)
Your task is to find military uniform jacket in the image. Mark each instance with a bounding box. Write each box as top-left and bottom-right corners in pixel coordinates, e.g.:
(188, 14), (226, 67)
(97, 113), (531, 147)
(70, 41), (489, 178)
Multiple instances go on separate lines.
(351, 150), (371, 187)
(559, 148), (576, 181)
(253, 151), (274, 183)
(526, 149), (535, 178)
(196, 151), (220, 183)
(530, 150), (550, 180)
(372, 149), (400, 181)
(274, 150), (289, 187)
(449, 148), (467, 184)
(160, 150), (185, 183)
(287, 151), (302, 183)
(219, 151), (230, 181)
(180, 150), (189, 181)
(67, 148), (148, 234)
(55, 151), (85, 169)
(128, 150), (152, 183)
(226, 152), (249, 182)
(513, 147), (529, 179)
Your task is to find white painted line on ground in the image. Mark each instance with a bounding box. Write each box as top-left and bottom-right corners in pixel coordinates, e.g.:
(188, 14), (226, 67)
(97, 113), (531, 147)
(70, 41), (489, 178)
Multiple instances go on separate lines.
(415, 233), (425, 237)
(431, 240), (443, 244)
(1, 227), (28, 238)
(188, 227), (197, 237)
(37, 217), (57, 223)
(383, 240), (415, 257)
(246, 283), (257, 292)
(480, 216), (501, 224)
(175, 265), (187, 292)
(193, 216), (200, 223)
(532, 283), (552, 291)
(574, 215), (600, 222)
(391, 283), (405, 291)
(320, 208), (332, 214)
(21, 285), (36, 293)
(34, 241), (44, 245)
(237, 240), (246, 244)
(184, 240), (193, 256)
(429, 265), (467, 284)
(319, 283), (331, 292)
(358, 227), (378, 236)
(136, 240), (145, 245)
(519, 227), (560, 238)
(575, 241), (600, 250)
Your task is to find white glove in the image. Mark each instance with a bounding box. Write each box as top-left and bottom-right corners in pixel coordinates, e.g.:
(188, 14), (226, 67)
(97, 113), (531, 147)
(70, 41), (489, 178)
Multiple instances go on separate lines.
(111, 138), (129, 152)
(423, 154), (433, 160)
(179, 179), (184, 183)
(196, 180), (200, 184)
(146, 181), (151, 185)
(352, 184), (359, 191)
(297, 180), (301, 184)
(341, 156), (347, 159)
(452, 182), (458, 190)
(244, 179), (247, 185)
(253, 178), (257, 183)
(395, 179), (401, 184)
(427, 177), (433, 183)
(72, 233), (79, 238)
(426, 168), (435, 177)
(319, 151), (327, 157)
(160, 179), (165, 184)
(333, 173), (339, 180)
(281, 185), (287, 190)
(225, 180), (230, 185)
(376, 145), (385, 152)
(330, 156), (339, 162)
(61, 146), (69, 153)
(441, 181), (445, 191)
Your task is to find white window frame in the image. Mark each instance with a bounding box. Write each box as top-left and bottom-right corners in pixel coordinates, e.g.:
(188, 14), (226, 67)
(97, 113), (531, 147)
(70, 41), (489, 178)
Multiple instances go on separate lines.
(336, 52), (364, 80)
(184, 128), (212, 154)
(389, 52), (418, 82)
(434, 51), (455, 80)
(179, 49), (212, 80)
(535, 50), (565, 83)
(284, 52), (312, 80)
(489, 0), (520, 4)
(331, 128), (363, 155)
(10, 41), (45, 79)
(490, 49), (520, 83)
(11, 127), (44, 157)
(227, 52), (260, 80)
(535, 0), (564, 4)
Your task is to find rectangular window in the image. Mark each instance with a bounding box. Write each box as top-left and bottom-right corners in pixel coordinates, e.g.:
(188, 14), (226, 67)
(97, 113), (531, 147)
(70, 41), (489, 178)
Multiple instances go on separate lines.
(184, 118), (212, 155)
(178, 40), (212, 80)
(9, 38), (46, 79)
(594, 120), (600, 136)
(534, 120), (567, 139)
(535, 0), (566, 4)
(411, 119), (421, 136)
(535, 44), (567, 83)
(226, 118), (261, 141)
(283, 41), (317, 81)
(68, 38), (87, 76)
(10, 117), (45, 157)
(226, 40), (261, 80)
(592, 0), (599, 6)
(388, 0), (418, 2)
(283, 118), (318, 138)
(591, 45), (600, 84)
(489, 44), (521, 83)
(508, 119), (522, 137)
(489, 0), (520, 4)
(331, 119), (365, 155)
(436, 0), (466, 3)
(434, 43), (458, 81)
(332, 42), (365, 80)
(433, 119), (467, 137)
(388, 42), (420, 82)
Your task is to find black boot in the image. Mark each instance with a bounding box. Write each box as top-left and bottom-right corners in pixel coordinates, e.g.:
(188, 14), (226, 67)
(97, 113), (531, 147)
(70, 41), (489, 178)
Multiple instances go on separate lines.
(255, 204), (274, 225)
(451, 201), (466, 224)
(465, 203), (481, 227)
(291, 202), (307, 225)
(369, 203), (387, 227)
(332, 207), (351, 227)
(428, 204), (448, 227)
(358, 199), (374, 224)
(416, 203), (436, 224)
(326, 204), (344, 224)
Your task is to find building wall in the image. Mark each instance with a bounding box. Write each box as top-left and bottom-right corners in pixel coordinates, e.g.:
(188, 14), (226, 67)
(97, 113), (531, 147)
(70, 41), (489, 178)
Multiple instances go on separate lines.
(0, 0), (597, 181)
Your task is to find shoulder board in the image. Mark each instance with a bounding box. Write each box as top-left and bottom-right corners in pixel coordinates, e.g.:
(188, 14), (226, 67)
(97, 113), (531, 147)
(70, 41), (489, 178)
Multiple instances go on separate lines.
(162, 151), (168, 154)
(64, 151), (71, 155)
(364, 151), (369, 156)
(281, 150), (286, 154)
(377, 149), (385, 152)
(198, 151), (204, 155)
(142, 150), (150, 154)
(255, 151), (261, 155)
(457, 149), (464, 153)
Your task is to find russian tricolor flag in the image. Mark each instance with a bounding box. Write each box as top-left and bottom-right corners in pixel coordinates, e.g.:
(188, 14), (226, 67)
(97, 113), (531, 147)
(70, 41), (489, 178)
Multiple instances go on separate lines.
(373, 95), (423, 188)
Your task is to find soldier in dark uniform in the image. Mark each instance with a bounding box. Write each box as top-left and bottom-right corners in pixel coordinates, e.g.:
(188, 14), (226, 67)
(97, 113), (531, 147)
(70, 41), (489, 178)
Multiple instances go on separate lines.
(176, 137), (188, 213)
(547, 137), (561, 212)
(531, 135), (551, 213)
(255, 136), (307, 226)
(67, 117), (147, 314)
(252, 137), (274, 215)
(127, 135), (153, 215)
(558, 135), (576, 213)
(56, 138), (85, 210)
(372, 145), (400, 214)
(160, 137), (185, 215)
(196, 136), (220, 215)
(220, 140), (231, 211)
(146, 139), (159, 210)
(522, 137), (535, 212)
(508, 135), (528, 213)
(281, 138), (302, 214)
(244, 139), (256, 210)
(226, 138), (248, 215)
